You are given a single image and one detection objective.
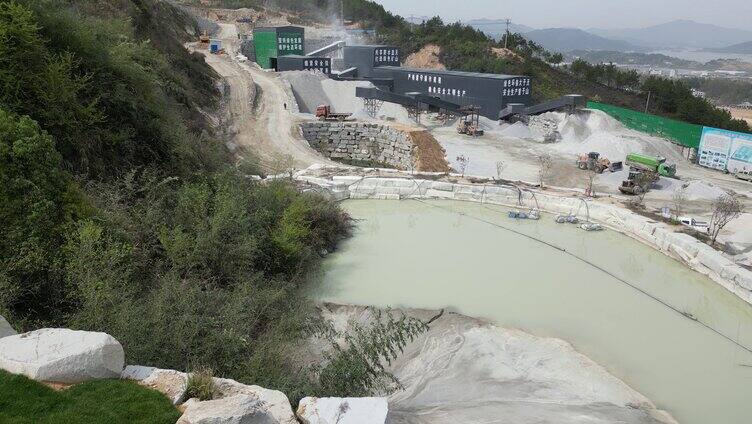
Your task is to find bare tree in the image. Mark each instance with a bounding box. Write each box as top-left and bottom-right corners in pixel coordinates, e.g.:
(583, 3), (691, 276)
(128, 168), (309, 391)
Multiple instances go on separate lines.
(537, 154), (553, 188)
(495, 160), (505, 181)
(709, 194), (743, 245)
(584, 170), (598, 197)
(456, 155), (470, 177)
(672, 186), (688, 218)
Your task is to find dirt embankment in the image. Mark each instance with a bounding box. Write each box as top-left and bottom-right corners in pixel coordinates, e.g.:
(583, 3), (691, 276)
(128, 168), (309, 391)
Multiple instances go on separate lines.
(392, 123), (450, 173)
(728, 107), (752, 126)
(404, 44), (446, 70)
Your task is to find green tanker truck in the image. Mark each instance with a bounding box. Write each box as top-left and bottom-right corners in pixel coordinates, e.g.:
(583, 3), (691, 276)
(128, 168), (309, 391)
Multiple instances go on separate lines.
(625, 153), (677, 178)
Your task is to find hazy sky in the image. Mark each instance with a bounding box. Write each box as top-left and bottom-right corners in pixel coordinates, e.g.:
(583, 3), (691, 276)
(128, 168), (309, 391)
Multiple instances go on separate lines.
(372, 0), (752, 30)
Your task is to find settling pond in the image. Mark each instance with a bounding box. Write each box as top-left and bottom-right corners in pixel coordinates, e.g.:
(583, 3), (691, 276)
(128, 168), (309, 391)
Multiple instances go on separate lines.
(315, 199), (752, 424)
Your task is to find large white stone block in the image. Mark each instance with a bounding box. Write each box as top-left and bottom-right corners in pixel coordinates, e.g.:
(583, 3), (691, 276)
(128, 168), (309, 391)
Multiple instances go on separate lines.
(0, 328), (124, 383)
(0, 316), (16, 339)
(177, 394), (276, 424)
(297, 397), (388, 424)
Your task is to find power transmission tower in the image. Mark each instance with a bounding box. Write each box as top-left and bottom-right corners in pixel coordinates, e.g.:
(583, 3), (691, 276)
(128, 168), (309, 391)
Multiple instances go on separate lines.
(504, 19), (511, 49)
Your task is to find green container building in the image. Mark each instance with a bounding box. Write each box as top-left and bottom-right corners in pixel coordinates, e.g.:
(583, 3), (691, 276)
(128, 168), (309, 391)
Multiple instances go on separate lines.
(252, 26), (305, 69)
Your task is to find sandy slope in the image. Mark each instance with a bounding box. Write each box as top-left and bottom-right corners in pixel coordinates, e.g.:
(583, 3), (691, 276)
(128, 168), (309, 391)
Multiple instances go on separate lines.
(317, 304), (676, 424)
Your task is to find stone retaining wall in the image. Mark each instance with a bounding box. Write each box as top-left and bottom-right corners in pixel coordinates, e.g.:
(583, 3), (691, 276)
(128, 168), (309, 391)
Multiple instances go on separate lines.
(294, 170), (752, 305)
(300, 122), (415, 170)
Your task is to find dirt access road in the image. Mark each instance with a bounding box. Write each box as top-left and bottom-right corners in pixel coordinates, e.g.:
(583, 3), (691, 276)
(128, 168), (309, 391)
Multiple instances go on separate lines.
(198, 23), (334, 171)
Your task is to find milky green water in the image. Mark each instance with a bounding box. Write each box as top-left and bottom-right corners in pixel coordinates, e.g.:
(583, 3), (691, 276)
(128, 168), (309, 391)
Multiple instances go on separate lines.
(316, 199), (752, 424)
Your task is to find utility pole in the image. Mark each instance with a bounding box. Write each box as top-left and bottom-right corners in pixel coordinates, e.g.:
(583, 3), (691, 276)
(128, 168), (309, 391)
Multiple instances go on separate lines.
(504, 19), (511, 49)
(340, 0), (344, 29)
(645, 91), (652, 114)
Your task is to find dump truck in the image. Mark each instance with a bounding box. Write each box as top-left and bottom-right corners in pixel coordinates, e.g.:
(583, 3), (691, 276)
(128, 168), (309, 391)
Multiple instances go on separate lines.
(315, 105), (352, 121)
(625, 153), (676, 178)
(576, 152), (623, 173)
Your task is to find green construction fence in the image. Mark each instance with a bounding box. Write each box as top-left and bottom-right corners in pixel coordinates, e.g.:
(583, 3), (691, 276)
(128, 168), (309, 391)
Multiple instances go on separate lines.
(587, 101), (703, 149)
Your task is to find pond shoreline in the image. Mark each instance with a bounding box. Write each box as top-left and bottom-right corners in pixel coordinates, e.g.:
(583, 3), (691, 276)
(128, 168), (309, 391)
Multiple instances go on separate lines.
(294, 165), (752, 307)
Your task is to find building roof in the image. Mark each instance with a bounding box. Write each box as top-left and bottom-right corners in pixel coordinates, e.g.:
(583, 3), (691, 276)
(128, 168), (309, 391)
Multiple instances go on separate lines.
(253, 26), (304, 33)
(344, 45), (397, 50)
(278, 55), (330, 60)
(380, 66), (523, 80)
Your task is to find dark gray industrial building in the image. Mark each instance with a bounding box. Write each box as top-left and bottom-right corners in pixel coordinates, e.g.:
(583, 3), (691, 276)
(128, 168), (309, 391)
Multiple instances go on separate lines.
(339, 45), (532, 119)
(342, 45), (400, 78)
(276, 55), (331, 74)
(372, 67), (532, 119)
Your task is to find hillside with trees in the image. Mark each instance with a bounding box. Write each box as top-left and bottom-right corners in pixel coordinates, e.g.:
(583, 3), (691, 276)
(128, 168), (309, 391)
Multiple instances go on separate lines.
(199, 0), (749, 133)
(1, 0), (429, 403)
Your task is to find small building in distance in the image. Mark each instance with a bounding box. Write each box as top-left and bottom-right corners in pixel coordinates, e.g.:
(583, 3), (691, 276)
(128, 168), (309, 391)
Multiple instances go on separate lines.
(252, 26), (305, 69)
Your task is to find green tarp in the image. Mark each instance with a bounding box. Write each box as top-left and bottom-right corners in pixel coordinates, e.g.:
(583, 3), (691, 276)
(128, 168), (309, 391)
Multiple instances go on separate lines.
(587, 101), (703, 149)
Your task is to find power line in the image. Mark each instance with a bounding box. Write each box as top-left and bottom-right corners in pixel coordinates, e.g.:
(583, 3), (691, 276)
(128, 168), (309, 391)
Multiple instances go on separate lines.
(409, 198), (752, 357)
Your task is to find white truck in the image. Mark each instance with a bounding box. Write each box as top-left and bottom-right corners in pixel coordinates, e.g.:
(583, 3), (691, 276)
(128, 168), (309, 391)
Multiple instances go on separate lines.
(677, 216), (710, 234)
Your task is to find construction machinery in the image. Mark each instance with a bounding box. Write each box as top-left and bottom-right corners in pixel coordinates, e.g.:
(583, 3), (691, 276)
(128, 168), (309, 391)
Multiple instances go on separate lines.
(199, 30), (210, 45)
(576, 152), (622, 173)
(315, 105), (352, 121)
(457, 119), (484, 137)
(618, 169), (657, 195)
(618, 179), (646, 195)
(456, 106), (484, 137)
(625, 153), (677, 178)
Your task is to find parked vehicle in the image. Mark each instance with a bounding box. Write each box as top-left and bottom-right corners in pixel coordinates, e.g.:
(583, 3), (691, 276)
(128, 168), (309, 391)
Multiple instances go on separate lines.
(315, 105), (352, 121)
(735, 169), (752, 182)
(677, 216), (710, 234)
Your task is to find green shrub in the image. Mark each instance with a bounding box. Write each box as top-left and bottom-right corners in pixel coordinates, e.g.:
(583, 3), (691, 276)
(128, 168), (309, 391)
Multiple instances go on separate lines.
(315, 310), (429, 398)
(0, 109), (87, 328)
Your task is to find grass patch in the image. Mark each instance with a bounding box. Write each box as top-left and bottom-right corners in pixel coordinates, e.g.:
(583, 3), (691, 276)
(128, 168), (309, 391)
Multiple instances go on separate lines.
(0, 370), (180, 424)
(184, 368), (216, 401)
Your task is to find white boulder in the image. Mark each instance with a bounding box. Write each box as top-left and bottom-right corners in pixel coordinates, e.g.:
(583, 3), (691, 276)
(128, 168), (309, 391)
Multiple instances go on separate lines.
(0, 316), (16, 338)
(297, 397), (388, 424)
(122, 365), (187, 405)
(213, 377), (297, 424)
(0, 328), (124, 383)
(177, 394), (276, 424)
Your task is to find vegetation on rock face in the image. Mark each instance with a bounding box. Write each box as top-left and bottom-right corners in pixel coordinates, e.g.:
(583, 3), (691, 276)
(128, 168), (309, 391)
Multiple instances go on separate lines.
(0, 370), (181, 424)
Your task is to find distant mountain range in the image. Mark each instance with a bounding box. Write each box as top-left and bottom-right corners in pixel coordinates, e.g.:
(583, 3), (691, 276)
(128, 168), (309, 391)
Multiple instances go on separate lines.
(706, 41), (752, 54)
(523, 28), (642, 53)
(465, 18), (752, 54)
(465, 19), (534, 38)
(588, 20), (752, 49)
